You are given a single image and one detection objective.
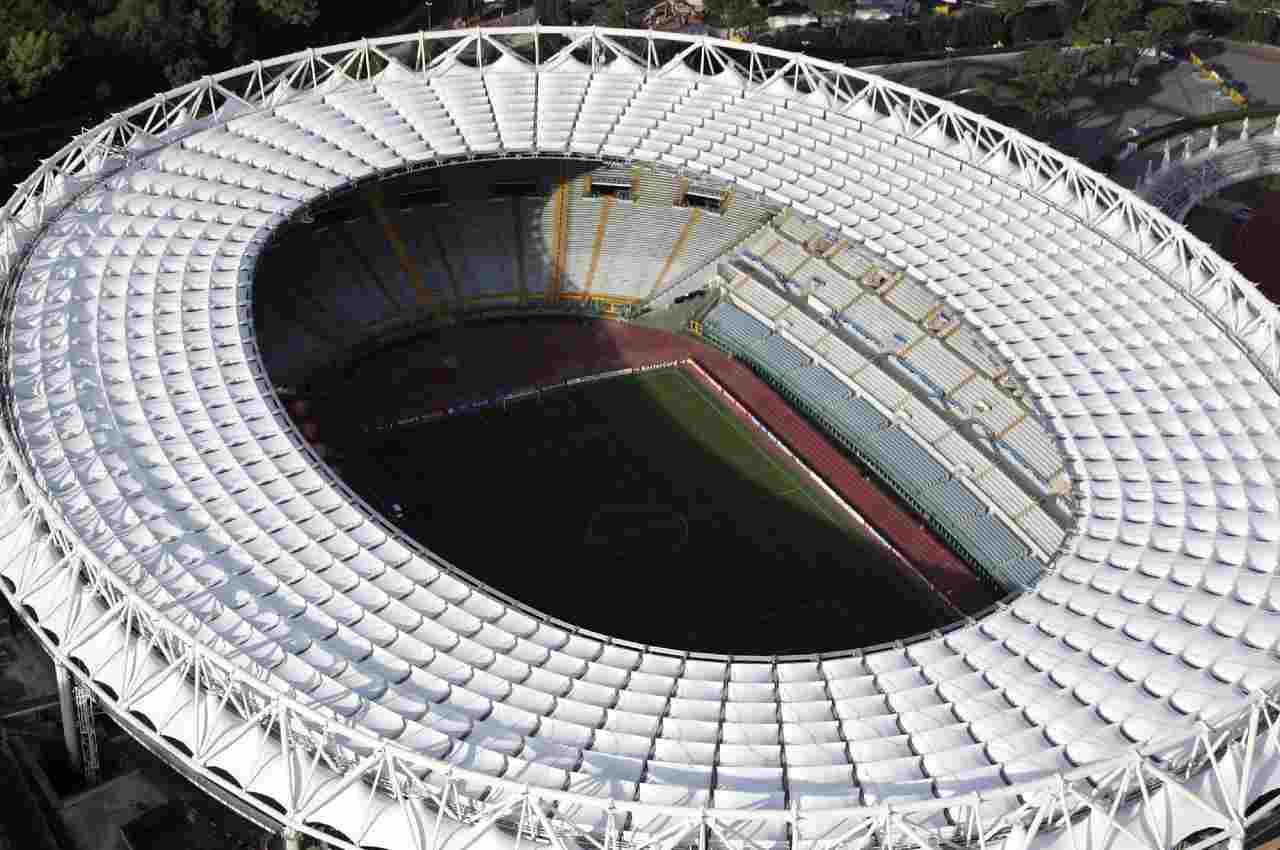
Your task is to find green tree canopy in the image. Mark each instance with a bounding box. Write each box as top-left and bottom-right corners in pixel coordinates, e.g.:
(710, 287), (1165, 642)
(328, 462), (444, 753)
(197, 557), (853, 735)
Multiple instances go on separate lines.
(0, 0), (81, 101)
(1232, 0), (1280, 23)
(1072, 0), (1139, 43)
(605, 0), (626, 26)
(812, 0), (853, 27)
(0, 0), (73, 33)
(1147, 4), (1189, 48)
(91, 0), (321, 85)
(1231, 0), (1277, 40)
(707, 0), (766, 33)
(255, 0), (318, 26)
(980, 45), (1078, 128)
(993, 0), (1026, 24)
(4, 29), (65, 100)
(1083, 39), (1124, 82)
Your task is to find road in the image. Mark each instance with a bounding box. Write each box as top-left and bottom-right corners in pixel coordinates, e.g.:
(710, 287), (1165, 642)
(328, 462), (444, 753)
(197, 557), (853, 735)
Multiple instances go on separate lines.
(862, 49), (1026, 79)
(1090, 40), (1280, 182)
(867, 39), (1280, 172)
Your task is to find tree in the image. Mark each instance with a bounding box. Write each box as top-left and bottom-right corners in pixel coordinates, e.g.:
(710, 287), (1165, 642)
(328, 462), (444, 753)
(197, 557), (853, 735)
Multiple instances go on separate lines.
(813, 0), (853, 30)
(255, 0), (319, 25)
(605, 0), (626, 26)
(707, 0), (766, 34)
(1231, 0), (1280, 42)
(203, 0), (236, 48)
(92, 0), (203, 67)
(1083, 38), (1124, 84)
(1068, 0), (1141, 87)
(994, 0), (1025, 25)
(1117, 26), (1153, 83)
(979, 45), (1078, 128)
(1018, 45), (1077, 122)
(1072, 0), (1139, 43)
(737, 0), (767, 33)
(1147, 5), (1189, 52)
(919, 13), (952, 50)
(91, 0), (323, 91)
(954, 8), (1004, 48)
(4, 29), (65, 100)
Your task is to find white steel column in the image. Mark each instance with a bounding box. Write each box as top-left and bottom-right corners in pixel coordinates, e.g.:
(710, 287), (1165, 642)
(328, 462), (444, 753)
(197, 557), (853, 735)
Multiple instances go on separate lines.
(283, 828), (302, 850)
(74, 679), (99, 785)
(55, 663), (82, 776)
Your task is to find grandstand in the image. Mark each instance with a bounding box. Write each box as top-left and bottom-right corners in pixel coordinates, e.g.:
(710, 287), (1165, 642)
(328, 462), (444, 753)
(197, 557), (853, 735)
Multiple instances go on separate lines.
(689, 210), (1072, 590)
(254, 160), (775, 383)
(258, 156), (1066, 594)
(1, 25), (1279, 850)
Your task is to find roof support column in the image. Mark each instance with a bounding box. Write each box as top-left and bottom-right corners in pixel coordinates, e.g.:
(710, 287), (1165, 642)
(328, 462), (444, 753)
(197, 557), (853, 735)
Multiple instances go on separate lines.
(650, 207), (700, 297)
(584, 193), (616, 296)
(549, 173), (570, 301)
(512, 197), (527, 304)
(56, 662), (82, 777)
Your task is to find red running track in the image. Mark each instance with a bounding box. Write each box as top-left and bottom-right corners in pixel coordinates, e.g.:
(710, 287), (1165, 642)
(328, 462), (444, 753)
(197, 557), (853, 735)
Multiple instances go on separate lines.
(1233, 192), (1280, 302)
(334, 315), (998, 615)
(679, 344), (998, 616)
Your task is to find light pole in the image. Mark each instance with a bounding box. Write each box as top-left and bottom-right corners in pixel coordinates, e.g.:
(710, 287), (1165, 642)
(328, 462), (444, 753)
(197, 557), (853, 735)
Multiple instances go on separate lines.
(425, 0), (433, 29)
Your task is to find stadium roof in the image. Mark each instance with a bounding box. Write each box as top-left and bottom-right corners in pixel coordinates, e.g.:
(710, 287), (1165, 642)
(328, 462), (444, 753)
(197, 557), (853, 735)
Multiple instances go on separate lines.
(2, 25), (1280, 850)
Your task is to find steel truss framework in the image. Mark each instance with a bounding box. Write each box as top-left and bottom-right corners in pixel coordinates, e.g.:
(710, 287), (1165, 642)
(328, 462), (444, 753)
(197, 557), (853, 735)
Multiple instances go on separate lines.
(2, 463), (1279, 850)
(2, 26), (1280, 850)
(4, 28), (1280, 375)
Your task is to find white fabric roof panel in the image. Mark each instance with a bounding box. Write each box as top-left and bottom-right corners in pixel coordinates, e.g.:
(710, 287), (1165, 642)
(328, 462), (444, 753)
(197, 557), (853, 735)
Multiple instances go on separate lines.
(6, 28), (1280, 850)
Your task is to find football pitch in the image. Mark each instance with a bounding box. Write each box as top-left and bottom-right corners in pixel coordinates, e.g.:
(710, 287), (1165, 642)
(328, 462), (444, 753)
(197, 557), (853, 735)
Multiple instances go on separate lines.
(344, 366), (951, 653)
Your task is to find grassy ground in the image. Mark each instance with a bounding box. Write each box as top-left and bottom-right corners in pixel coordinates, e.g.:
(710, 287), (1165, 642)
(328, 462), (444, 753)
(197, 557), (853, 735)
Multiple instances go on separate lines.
(342, 366), (949, 655)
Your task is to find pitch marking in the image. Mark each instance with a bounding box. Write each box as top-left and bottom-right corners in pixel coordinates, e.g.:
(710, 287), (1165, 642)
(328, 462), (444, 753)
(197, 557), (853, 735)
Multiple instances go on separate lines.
(670, 368), (845, 529)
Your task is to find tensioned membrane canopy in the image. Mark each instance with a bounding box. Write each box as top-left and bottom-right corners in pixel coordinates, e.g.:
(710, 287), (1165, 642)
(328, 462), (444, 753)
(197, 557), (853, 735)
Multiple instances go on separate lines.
(5, 26), (1280, 850)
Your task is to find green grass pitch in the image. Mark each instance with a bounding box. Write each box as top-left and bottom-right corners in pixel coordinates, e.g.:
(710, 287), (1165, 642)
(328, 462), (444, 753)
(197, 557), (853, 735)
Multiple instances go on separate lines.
(344, 366), (951, 654)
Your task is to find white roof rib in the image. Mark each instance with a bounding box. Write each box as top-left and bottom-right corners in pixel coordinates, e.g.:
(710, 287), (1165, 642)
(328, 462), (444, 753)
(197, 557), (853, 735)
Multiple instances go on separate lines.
(2, 26), (1280, 850)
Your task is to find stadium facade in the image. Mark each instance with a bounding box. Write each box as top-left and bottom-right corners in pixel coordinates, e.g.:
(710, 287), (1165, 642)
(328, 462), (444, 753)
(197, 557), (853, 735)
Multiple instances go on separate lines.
(2, 25), (1280, 850)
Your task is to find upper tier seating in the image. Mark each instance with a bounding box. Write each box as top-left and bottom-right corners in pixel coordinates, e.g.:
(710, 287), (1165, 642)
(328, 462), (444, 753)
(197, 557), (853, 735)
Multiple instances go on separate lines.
(254, 161), (772, 380)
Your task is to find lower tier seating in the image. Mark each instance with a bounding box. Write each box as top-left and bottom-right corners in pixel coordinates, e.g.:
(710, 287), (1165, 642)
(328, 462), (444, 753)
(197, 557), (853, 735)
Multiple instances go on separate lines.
(702, 300), (1043, 593)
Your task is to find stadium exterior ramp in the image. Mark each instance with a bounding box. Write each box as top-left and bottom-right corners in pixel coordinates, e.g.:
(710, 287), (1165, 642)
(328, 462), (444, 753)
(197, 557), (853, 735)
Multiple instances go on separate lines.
(1137, 118), (1280, 222)
(4, 25), (1280, 850)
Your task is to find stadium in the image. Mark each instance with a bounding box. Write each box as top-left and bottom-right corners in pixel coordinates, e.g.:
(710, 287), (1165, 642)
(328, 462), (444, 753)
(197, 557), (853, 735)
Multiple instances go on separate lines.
(1, 23), (1279, 850)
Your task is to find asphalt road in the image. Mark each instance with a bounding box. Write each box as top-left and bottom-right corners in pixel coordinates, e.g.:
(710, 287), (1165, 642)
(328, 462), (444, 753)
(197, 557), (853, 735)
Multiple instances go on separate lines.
(868, 38), (1280, 174)
(1098, 40), (1280, 183)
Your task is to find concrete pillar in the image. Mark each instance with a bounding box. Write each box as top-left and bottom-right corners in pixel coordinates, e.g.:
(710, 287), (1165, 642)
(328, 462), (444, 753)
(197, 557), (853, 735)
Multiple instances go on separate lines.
(1210, 124), (1220, 151)
(1241, 116), (1250, 141)
(55, 663), (82, 776)
(282, 829), (302, 850)
(1183, 136), (1193, 161)
(1162, 140), (1171, 168)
